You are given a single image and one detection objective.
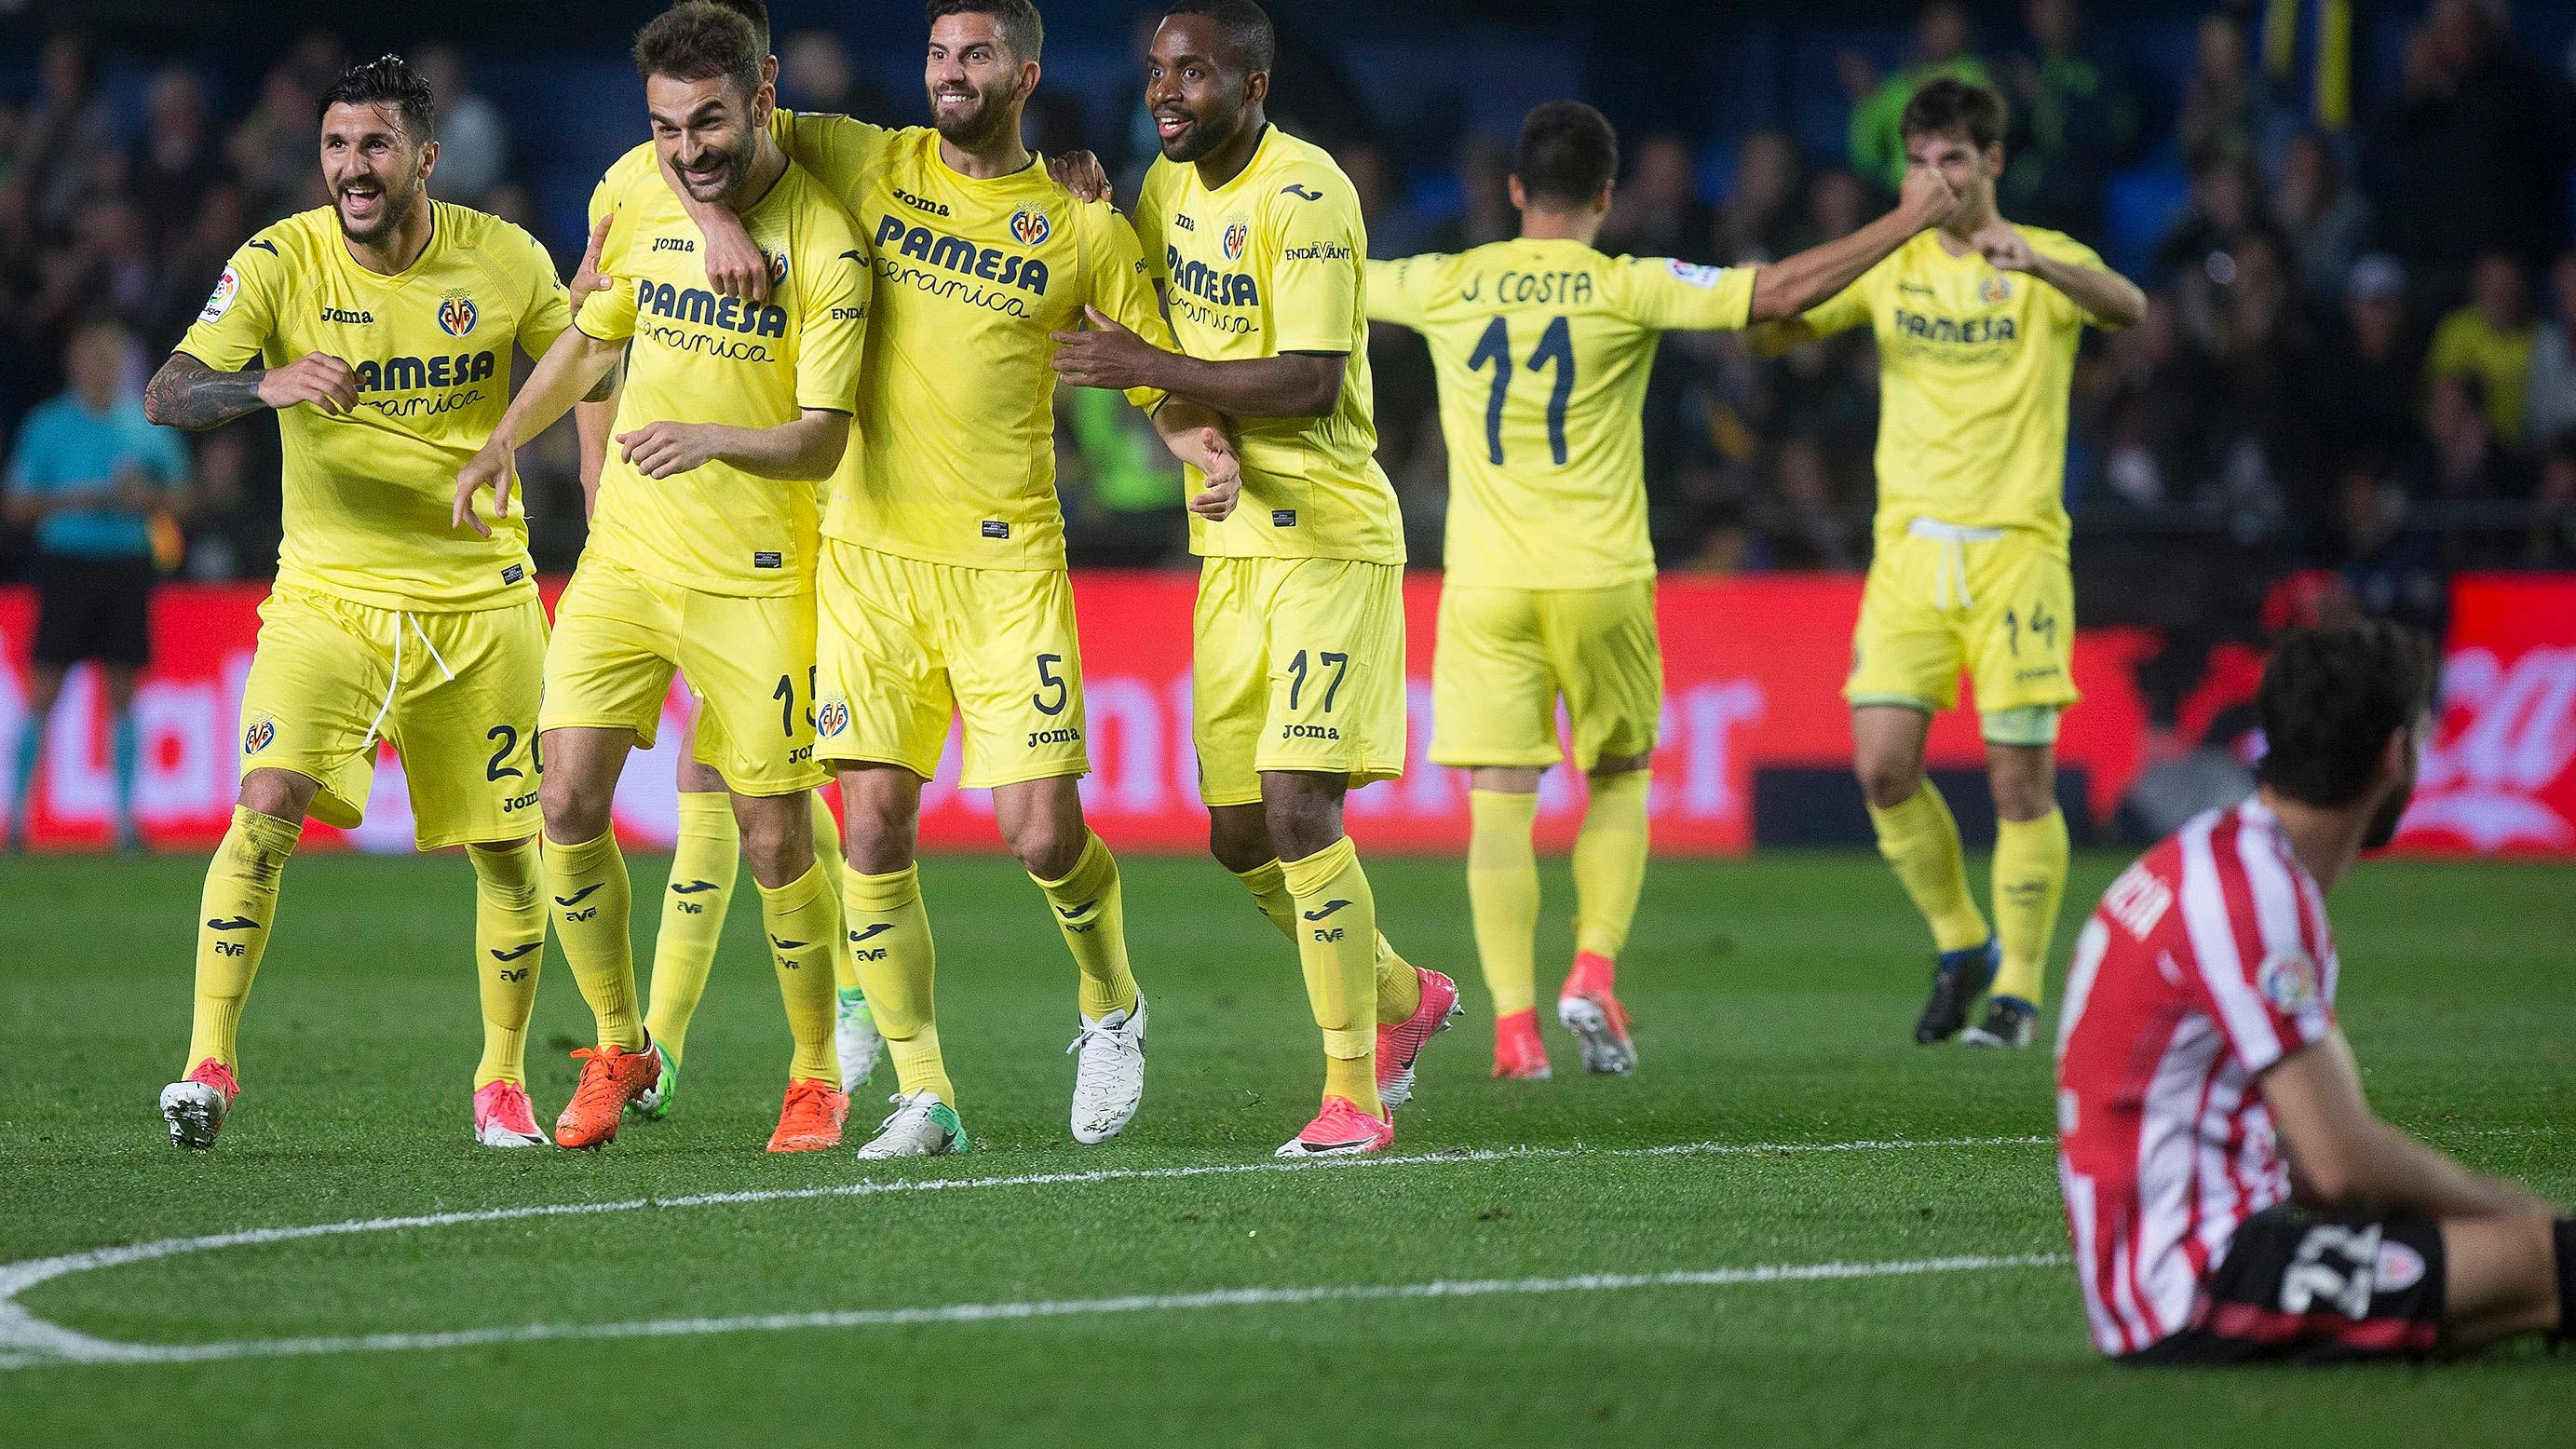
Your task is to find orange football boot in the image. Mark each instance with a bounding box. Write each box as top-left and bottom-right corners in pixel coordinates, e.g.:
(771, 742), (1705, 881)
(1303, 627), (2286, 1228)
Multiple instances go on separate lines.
(765, 1077), (850, 1153)
(555, 1041), (661, 1149)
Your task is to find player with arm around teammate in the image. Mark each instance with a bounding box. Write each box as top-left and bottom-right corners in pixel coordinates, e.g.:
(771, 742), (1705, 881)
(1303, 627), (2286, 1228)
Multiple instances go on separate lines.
(143, 56), (584, 1151)
(1367, 101), (1961, 1079)
(1753, 77), (2144, 1051)
(2056, 621), (2569, 1362)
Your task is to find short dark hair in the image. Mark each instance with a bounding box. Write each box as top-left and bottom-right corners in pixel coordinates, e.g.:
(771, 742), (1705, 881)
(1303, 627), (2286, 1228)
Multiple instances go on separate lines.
(1900, 75), (2007, 152)
(1162, 0), (1274, 74)
(2255, 621), (2434, 809)
(928, 0), (1045, 61)
(318, 55), (437, 144)
(1516, 102), (1619, 210)
(697, 0), (772, 55)
(635, 2), (766, 102)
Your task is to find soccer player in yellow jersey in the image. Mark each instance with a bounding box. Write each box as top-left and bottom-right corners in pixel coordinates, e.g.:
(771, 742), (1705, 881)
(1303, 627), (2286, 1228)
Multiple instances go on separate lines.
(1753, 78), (2144, 1050)
(1369, 102), (1964, 1081)
(614, 0), (1239, 1158)
(142, 57), (576, 1152)
(454, 3), (871, 1151)
(1052, 0), (1460, 1158)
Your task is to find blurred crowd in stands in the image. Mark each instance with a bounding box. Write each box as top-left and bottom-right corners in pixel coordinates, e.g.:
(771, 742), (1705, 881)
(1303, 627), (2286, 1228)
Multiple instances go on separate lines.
(4, 0), (2574, 695)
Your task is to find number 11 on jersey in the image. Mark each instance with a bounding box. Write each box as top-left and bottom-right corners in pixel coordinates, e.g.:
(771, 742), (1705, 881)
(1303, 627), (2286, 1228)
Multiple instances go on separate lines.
(1468, 315), (1577, 467)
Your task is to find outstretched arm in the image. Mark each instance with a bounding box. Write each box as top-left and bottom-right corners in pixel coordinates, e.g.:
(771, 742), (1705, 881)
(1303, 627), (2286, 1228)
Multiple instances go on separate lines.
(1746, 163), (1961, 324)
(2265, 1032), (2558, 1219)
(142, 350), (358, 431)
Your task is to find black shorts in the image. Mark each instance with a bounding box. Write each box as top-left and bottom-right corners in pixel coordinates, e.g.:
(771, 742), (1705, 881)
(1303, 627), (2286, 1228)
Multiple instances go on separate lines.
(32, 553), (155, 669)
(2123, 1205), (2447, 1364)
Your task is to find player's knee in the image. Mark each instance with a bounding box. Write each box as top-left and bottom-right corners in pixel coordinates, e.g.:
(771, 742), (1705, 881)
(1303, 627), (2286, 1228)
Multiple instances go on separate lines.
(841, 804), (916, 875)
(1263, 791), (1342, 863)
(537, 774), (610, 844)
(1855, 755), (1921, 812)
(236, 769), (316, 824)
(1009, 819), (1085, 881)
(1206, 808), (1273, 874)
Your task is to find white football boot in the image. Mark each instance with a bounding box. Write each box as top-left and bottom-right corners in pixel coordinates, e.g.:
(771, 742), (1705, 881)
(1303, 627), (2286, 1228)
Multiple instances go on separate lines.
(850, 1091), (969, 1159)
(1066, 996), (1147, 1144)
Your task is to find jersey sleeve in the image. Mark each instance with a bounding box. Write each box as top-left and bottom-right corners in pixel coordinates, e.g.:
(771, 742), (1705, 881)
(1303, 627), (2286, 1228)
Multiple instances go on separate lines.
(1364, 255), (1439, 330)
(1131, 167), (1172, 288)
(772, 111), (899, 208)
(1085, 203), (1177, 410)
(2185, 855), (2339, 1077)
(1264, 178), (1363, 355)
(1615, 256), (1757, 332)
(175, 234), (289, 372)
(793, 205), (871, 415)
(2030, 230), (2114, 327)
(509, 223), (576, 361)
(1798, 270), (1875, 339)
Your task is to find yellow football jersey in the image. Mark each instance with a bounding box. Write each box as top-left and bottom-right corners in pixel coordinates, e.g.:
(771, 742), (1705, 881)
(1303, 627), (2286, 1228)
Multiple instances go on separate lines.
(576, 160), (869, 595)
(1800, 226), (2111, 550)
(774, 115), (1172, 570)
(1133, 126), (1403, 565)
(177, 202), (571, 611)
(1369, 238), (1756, 589)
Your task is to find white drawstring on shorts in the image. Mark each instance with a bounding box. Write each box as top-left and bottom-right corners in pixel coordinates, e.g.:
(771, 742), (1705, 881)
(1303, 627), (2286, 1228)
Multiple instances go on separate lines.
(360, 612), (458, 752)
(1905, 516), (2006, 613)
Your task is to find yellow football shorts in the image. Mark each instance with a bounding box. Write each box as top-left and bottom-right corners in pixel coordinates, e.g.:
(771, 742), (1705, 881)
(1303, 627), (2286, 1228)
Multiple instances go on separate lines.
(1194, 555), (1407, 807)
(540, 557), (826, 797)
(236, 584), (546, 848)
(811, 541), (1090, 789)
(1846, 521), (2080, 734)
(1431, 580), (1662, 771)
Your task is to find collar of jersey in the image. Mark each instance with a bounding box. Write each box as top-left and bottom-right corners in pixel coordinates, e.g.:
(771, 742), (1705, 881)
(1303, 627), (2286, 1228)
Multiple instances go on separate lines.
(926, 133), (1047, 190)
(1192, 124), (1276, 199)
(332, 200), (442, 289)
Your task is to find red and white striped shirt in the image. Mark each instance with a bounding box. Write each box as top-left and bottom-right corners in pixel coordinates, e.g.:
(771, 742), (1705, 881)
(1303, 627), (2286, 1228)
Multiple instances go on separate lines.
(2054, 797), (2341, 1357)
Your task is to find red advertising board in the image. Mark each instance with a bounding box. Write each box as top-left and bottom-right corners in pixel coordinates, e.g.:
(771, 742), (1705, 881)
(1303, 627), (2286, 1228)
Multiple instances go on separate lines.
(5, 573), (2568, 856)
(2392, 574), (2576, 857)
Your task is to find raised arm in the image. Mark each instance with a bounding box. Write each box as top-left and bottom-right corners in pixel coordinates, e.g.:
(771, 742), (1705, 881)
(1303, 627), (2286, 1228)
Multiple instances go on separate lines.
(1746, 164), (1959, 324)
(2263, 1031), (2558, 1219)
(142, 350), (358, 432)
(1972, 223), (2147, 330)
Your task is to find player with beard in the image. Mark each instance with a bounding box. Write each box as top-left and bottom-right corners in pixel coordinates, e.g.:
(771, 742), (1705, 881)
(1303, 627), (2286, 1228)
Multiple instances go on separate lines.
(626, 0), (1241, 1157)
(144, 56), (580, 1151)
(2056, 621), (2570, 1362)
(1050, 0), (1459, 1158)
(454, 3), (870, 1152)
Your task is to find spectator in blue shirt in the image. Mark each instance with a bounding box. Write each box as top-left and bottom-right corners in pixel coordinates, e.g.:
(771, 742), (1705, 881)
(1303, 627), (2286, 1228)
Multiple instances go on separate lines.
(5, 318), (192, 850)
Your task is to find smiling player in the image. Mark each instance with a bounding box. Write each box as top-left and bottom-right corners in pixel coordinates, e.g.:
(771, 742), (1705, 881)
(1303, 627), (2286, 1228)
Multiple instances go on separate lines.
(454, 2), (870, 1153)
(1754, 78), (2143, 1051)
(1051, 0), (1460, 1158)
(143, 56), (578, 1152)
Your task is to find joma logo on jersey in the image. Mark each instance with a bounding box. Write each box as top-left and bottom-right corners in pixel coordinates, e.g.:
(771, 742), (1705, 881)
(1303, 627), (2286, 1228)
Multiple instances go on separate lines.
(893, 186), (951, 217)
(653, 236), (697, 252)
(437, 292), (478, 337)
(1027, 726), (1081, 748)
(871, 215), (1051, 294)
(634, 279), (788, 337)
(1010, 208), (1052, 247)
(1166, 249), (1259, 307)
(1891, 309), (2017, 345)
(1281, 724), (1341, 741)
(319, 305), (374, 325)
(355, 351), (498, 393)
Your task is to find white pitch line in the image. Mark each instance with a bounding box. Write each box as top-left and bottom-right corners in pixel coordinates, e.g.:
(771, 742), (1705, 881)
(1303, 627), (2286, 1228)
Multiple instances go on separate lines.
(0, 1132), (2052, 1370)
(6, 1254), (2071, 1368)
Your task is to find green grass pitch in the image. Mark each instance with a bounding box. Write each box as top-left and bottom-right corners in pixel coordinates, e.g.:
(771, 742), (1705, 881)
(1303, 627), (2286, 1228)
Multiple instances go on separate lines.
(1, 847), (2569, 1445)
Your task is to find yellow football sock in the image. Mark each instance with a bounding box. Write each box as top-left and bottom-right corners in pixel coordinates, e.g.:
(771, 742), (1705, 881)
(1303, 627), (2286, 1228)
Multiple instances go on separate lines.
(544, 829), (644, 1050)
(1991, 808), (2069, 1005)
(756, 859), (842, 1086)
(1231, 859), (1298, 939)
(1866, 780), (1990, 954)
(643, 791), (737, 1063)
(1281, 836), (1380, 1117)
(1573, 770), (1652, 961)
(184, 806), (301, 1070)
(467, 839), (545, 1089)
(844, 863), (953, 1108)
(810, 791), (859, 995)
(1239, 858), (1415, 1022)
(1035, 832), (1139, 1021)
(1468, 789), (1542, 1016)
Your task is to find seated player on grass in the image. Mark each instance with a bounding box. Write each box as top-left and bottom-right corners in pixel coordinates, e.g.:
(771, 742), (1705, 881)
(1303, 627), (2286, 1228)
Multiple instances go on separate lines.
(2055, 621), (2570, 1361)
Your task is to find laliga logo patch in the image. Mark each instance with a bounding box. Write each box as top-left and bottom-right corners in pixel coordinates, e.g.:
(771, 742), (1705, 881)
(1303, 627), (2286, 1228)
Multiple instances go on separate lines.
(438, 291), (479, 337)
(2255, 947), (2321, 1014)
(1667, 259), (1725, 290)
(243, 718), (277, 756)
(1980, 274), (2013, 305)
(1223, 220), (1248, 262)
(2373, 1239), (2427, 1293)
(816, 699), (850, 739)
(200, 266), (240, 324)
(1010, 208), (1052, 247)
